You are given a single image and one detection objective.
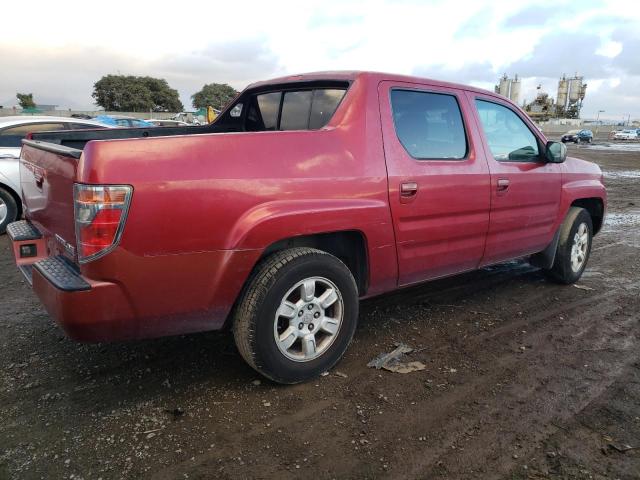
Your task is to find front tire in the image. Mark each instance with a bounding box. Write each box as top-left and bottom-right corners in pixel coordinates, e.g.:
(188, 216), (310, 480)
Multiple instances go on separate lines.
(0, 187), (19, 235)
(544, 207), (593, 284)
(233, 247), (359, 384)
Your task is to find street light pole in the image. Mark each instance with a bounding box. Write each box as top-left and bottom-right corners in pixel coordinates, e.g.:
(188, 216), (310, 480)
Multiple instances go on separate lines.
(595, 110), (604, 136)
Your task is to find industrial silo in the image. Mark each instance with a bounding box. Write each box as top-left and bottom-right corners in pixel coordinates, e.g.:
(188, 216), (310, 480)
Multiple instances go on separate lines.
(568, 75), (583, 103)
(579, 83), (587, 100)
(509, 74), (521, 104)
(557, 75), (568, 111)
(498, 74), (511, 97)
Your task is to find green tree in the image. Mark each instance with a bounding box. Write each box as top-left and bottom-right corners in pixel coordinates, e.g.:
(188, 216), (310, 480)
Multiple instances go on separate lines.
(191, 83), (238, 110)
(140, 77), (183, 112)
(16, 93), (36, 109)
(92, 75), (183, 112)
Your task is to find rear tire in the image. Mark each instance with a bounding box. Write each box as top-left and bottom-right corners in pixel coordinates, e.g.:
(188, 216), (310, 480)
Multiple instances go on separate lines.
(0, 187), (18, 235)
(233, 247), (359, 384)
(544, 207), (593, 284)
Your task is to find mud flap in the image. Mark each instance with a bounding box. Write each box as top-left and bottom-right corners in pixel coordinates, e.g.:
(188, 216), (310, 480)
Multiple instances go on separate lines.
(529, 228), (561, 269)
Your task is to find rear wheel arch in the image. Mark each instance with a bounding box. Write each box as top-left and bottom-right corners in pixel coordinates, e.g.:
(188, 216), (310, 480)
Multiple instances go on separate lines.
(258, 230), (369, 296)
(570, 197), (604, 234)
(222, 230), (369, 331)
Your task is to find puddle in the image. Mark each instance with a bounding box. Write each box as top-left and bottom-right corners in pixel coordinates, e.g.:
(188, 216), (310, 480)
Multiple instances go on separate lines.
(583, 143), (640, 152)
(603, 170), (640, 179)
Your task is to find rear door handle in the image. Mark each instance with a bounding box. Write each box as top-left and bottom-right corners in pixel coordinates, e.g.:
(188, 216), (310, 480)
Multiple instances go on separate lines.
(400, 182), (418, 201)
(496, 178), (510, 194)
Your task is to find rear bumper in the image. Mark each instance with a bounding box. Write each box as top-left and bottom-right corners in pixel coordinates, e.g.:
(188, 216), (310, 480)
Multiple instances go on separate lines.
(9, 221), (137, 340)
(8, 220), (260, 342)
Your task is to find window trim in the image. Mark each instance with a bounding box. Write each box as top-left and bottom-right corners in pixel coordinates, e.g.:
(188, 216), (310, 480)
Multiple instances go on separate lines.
(389, 87), (470, 162)
(473, 96), (546, 164)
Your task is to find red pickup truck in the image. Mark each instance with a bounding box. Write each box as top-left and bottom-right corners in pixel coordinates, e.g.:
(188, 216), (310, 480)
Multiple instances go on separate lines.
(8, 71), (606, 383)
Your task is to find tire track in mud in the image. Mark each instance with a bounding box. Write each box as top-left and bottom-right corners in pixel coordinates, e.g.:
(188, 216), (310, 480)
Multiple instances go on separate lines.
(402, 295), (638, 478)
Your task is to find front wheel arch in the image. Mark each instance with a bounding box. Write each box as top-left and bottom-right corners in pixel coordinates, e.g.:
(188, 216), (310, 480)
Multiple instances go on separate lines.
(571, 197), (604, 234)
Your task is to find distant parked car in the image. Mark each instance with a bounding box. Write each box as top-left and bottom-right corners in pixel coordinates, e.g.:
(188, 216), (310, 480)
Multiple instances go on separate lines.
(561, 129), (593, 143)
(93, 115), (155, 128)
(612, 129), (638, 140)
(145, 119), (190, 127)
(0, 116), (111, 233)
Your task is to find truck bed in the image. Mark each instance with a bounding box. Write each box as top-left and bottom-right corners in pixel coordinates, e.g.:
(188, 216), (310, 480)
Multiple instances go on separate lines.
(27, 122), (232, 153)
(27, 78), (351, 154)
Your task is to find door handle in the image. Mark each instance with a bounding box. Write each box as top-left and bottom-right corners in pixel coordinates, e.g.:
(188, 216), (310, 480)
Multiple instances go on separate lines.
(496, 178), (510, 193)
(400, 182), (418, 198)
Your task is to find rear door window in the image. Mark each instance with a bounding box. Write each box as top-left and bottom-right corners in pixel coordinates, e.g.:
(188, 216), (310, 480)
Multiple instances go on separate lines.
(475, 100), (540, 162)
(390, 89), (467, 160)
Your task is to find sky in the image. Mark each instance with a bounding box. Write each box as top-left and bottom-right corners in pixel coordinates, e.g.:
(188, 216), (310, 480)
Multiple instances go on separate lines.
(1, 0), (638, 120)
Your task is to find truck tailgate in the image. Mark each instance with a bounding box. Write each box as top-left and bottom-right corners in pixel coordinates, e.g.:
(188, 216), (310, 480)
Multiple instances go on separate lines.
(20, 140), (81, 256)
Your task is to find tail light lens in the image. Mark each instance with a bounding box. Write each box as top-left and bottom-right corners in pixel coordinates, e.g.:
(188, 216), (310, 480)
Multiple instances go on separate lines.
(74, 184), (132, 263)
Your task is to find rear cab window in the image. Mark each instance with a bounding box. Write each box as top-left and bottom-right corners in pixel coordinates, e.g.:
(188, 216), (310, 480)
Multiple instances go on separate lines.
(224, 82), (348, 132)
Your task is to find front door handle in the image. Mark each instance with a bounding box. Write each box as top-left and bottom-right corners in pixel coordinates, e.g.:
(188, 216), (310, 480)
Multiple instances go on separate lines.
(497, 178), (510, 194)
(400, 182), (418, 200)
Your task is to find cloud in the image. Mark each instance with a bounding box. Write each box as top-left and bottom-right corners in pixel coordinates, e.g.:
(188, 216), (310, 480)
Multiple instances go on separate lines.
(503, 5), (563, 28)
(611, 27), (640, 75)
(502, 31), (615, 78)
(154, 38), (284, 98)
(1, 0), (639, 118)
(0, 39), (283, 110)
(413, 62), (497, 84)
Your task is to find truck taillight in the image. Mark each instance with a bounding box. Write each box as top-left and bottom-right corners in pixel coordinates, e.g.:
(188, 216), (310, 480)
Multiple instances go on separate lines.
(74, 184), (132, 263)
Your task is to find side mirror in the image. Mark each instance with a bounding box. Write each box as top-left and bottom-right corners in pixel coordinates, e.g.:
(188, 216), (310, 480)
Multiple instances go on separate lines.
(545, 141), (567, 163)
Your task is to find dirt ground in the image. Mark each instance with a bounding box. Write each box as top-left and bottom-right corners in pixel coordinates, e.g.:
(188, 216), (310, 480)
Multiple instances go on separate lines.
(1, 143), (639, 480)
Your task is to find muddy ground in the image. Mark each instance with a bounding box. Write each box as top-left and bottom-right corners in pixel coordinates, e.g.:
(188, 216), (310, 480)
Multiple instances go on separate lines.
(1, 143), (639, 480)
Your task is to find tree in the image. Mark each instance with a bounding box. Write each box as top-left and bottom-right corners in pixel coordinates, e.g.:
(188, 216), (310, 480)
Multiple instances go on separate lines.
(16, 93), (36, 109)
(140, 77), (183, 112)
(92, 75), (183, 112)
(191, 83), (238, 110)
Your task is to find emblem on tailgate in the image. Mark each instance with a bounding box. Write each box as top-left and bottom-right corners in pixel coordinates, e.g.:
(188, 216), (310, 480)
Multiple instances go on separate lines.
(55, 234), (76, 258)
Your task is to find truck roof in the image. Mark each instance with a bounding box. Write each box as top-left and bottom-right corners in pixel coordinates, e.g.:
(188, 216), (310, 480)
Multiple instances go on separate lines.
(247, 70), (496, 97)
